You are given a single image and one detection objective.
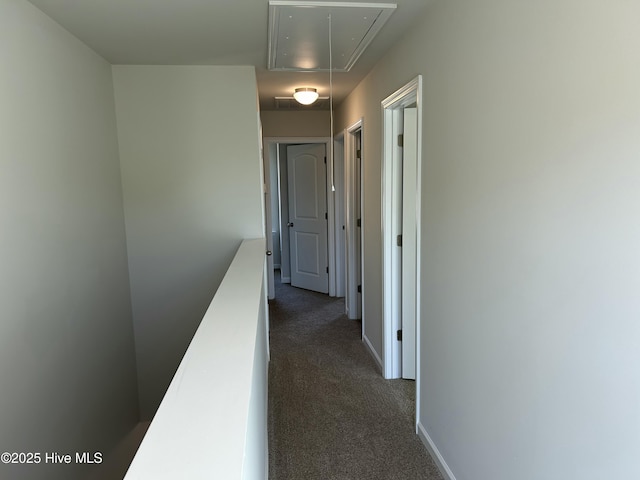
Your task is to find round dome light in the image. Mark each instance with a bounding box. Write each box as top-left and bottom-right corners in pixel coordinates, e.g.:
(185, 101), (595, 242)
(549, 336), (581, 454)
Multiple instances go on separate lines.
(293, 87), (319, 105)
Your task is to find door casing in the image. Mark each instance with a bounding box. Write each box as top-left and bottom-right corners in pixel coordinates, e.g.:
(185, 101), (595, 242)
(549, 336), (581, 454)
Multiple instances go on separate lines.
(262, 137), (341, 297)
(381, 76), (423, 431)
(344, 120), (364, 323)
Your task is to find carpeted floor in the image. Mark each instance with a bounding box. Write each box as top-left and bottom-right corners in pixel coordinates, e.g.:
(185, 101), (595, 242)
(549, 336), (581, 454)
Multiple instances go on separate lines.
(267, 277), (444, 480)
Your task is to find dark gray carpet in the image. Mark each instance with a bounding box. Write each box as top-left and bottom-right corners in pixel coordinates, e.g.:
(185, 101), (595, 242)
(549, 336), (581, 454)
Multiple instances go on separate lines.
(268, 278), (444, 480)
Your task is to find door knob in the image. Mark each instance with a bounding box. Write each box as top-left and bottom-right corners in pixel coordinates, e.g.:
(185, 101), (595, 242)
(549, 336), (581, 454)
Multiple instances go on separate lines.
(266, 250), (273, 256)
(287, 222), (294, 227)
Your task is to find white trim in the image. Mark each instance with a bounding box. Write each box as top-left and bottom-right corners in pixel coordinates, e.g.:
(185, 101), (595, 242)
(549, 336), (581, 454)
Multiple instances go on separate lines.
(362, 333), (383, 373)
(260, 123), (274, 301)
(263, 137), (334, 296)
(400, 107), (418, 381)
(357, 124), (365, 335)
(417, 423), (457, 480)
(381, 105), (402, 379)
(381, 76), (421, 109)
(333, 132), (346, 298)
(344, 119), (364, 323)
(380, 75), (423, 422)
(414, 78), (424, 431)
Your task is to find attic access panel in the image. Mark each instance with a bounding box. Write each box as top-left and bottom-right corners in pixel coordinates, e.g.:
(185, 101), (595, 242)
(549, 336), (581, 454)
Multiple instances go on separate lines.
(268, 1), (397, 72)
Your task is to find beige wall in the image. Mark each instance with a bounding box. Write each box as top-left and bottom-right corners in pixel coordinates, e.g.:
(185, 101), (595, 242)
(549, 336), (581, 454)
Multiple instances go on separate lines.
(0, 1), (139, 479)
(261, 110), (330, 137)
(336, 1), (640, 479)
(113, 65), (265, 419)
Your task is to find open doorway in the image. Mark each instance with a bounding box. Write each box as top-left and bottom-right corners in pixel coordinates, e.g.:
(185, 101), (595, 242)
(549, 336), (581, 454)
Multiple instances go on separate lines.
(381, 76), (423, 427)
(344, 120), (364, 330)
(262, 136), (344, 299)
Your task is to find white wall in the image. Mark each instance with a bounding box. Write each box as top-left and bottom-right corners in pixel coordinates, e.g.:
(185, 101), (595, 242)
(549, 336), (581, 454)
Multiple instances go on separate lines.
(261, 110), (330, 137)
(0, 1), (139, 479)
(113, 66), (265, 419)
(124, 239), (268, 480)
(336, 1), (640, 479)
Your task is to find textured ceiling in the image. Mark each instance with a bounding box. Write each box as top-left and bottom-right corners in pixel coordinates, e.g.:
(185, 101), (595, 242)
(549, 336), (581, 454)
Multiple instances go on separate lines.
(27, 0), (432, 110)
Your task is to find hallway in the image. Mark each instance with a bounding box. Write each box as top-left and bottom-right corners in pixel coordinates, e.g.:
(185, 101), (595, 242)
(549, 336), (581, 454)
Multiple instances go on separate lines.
(267, 278), (443, 480)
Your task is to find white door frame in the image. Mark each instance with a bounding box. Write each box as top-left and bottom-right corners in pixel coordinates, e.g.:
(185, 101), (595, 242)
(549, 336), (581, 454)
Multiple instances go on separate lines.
(333, 133), (346, 298)
(262, 136), (340, 296)
(381, 76), (423, 424)
(261, 138), (275, 299)
(344, 120), (364, 326)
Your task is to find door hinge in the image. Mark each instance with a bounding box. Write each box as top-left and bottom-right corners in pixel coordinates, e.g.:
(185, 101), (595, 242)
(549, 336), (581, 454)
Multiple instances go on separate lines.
(357, 218), (361, 227)
(357, 284), (362, 293)
(398, 134), (404, 147)
(397, 234), (403, 247)
(356, 149), (361, 159)
(324, 156), (327, 164)
(325, 212), (328, 220)
(397, 329), (403, 341)
(326, 266), (329, 273)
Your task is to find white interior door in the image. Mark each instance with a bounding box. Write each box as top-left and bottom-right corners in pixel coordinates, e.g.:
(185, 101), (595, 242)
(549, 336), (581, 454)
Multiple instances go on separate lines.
(287, 143), (329, 293)
(401, 108), (418, 380)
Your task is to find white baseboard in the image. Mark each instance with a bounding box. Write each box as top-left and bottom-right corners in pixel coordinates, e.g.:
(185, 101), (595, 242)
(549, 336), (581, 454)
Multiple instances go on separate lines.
(362, 334), (383, 373)
(417, 422), (457, 480)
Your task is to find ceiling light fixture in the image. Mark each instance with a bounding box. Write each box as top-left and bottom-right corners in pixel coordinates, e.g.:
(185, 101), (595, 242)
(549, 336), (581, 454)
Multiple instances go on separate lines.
(293, 87), (319, 105)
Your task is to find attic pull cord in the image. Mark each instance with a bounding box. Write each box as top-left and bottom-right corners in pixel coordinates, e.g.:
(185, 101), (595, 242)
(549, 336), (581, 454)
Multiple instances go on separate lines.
(329, 13), (335, 192)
